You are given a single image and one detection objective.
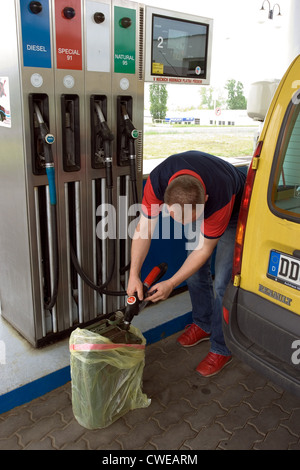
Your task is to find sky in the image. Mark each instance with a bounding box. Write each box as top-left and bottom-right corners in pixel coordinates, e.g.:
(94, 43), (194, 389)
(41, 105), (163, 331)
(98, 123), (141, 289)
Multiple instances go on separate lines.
(143, 0), (291, 109)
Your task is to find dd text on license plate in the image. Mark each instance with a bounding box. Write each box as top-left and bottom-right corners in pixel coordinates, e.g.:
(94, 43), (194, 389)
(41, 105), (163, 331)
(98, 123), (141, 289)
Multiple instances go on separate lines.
(267, 250), (300, 291)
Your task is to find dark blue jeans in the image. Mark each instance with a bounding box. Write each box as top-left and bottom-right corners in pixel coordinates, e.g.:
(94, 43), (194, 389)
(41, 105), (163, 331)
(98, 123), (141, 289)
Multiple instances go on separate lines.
(186, 220), (237, 356)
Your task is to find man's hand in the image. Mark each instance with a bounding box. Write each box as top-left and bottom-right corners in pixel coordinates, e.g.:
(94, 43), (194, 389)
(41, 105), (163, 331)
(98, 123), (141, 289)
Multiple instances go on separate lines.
(147, 279), (174, 302)
(127, 274), (144, 301)
(126, 214), (159, 301)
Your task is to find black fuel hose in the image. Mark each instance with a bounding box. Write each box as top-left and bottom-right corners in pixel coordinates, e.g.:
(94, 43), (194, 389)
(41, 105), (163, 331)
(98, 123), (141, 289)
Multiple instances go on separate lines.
(44, 205), (59, 310)
(69, 187), (126, 297)
(70, 243), (126, 297)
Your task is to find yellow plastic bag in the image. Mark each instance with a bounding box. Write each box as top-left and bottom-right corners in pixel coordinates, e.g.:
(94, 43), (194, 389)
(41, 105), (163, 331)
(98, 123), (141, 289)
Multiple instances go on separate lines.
(69, 326), (150, 429)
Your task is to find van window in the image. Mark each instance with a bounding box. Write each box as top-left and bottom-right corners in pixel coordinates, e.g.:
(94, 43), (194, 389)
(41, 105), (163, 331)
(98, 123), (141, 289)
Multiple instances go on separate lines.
(270, 100), (300, 220)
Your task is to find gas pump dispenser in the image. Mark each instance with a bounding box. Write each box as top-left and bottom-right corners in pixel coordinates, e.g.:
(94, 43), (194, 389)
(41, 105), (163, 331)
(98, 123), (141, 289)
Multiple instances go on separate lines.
(0, 0), (144, 346)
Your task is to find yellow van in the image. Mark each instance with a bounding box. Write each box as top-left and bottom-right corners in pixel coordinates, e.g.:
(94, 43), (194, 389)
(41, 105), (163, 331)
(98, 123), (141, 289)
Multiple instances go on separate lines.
(223, 55), (300, 396)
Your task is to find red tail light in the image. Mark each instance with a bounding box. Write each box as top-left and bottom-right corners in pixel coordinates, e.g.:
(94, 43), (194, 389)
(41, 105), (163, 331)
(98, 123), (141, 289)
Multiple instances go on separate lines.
(232, 141), (263, 279)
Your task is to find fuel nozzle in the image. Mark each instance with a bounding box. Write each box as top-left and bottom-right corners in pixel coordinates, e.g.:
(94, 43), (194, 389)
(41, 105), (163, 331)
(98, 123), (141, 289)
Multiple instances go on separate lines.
(121, 104), (139, 147)
(34, 103), (56, 205)
(123, 263), (168, 330)
(34, 103), (55, 163)
(95, 103), (114, 190)
(95, 103), (114, 156)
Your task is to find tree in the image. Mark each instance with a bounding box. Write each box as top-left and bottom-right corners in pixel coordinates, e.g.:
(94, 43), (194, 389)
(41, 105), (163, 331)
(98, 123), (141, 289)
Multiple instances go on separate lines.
(199, 87), (214, 109)
(149, 84), (168, 122)
(225, 79), (247, 110)
(199, 87), (225, 110)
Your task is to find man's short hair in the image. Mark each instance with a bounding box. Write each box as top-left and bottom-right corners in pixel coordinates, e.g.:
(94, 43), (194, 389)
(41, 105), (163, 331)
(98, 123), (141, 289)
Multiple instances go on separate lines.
(164, 175), (206, 210)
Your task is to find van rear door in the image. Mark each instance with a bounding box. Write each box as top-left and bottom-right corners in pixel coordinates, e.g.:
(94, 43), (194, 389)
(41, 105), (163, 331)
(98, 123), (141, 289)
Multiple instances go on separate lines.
(240, 55), (300, 319)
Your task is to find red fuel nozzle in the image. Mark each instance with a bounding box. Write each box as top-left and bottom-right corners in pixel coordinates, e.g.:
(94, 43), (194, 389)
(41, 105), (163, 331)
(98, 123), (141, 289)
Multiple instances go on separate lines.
(143, 266), (161, 288)
(123, 263), (168, 328)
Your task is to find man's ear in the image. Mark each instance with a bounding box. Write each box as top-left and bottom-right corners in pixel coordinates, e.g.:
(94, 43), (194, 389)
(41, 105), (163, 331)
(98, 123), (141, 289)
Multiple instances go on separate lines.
(205, 194), (209, 202)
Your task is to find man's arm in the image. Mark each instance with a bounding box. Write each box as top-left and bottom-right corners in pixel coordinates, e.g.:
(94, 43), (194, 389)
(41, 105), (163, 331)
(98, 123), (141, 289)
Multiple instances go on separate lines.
(127, 213), (158, 300)
(148, 236), (219, 302)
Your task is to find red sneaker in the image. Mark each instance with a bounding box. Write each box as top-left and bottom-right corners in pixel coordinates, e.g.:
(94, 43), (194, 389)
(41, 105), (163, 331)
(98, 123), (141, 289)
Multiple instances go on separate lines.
(196, 352), (232, 377)
(177, 323), (210, 347)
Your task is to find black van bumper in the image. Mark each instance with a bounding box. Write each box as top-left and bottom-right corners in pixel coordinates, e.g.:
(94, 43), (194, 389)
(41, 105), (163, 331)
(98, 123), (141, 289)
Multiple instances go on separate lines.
(223, 282), (300, 397)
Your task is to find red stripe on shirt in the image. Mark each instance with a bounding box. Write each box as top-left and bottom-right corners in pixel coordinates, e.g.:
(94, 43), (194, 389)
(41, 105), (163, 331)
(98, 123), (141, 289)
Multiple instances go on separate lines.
(142, 176), (163, 217)
(203, 195), (236, 238)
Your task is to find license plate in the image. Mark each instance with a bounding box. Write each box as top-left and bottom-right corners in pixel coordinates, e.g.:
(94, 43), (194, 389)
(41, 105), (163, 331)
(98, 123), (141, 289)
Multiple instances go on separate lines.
(267, 250), (300, 291)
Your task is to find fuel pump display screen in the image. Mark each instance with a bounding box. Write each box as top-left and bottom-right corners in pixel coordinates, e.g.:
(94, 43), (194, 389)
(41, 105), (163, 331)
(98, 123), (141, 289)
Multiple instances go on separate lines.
(151, 14), (209, 79)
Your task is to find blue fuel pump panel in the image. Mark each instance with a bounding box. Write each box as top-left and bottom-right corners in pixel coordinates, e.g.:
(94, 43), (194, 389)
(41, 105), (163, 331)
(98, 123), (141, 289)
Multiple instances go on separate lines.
(20, 0), (52, 68)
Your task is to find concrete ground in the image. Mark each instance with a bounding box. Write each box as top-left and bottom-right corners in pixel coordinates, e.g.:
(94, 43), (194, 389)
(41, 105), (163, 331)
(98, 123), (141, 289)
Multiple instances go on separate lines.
(1, 330), (300, 451)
